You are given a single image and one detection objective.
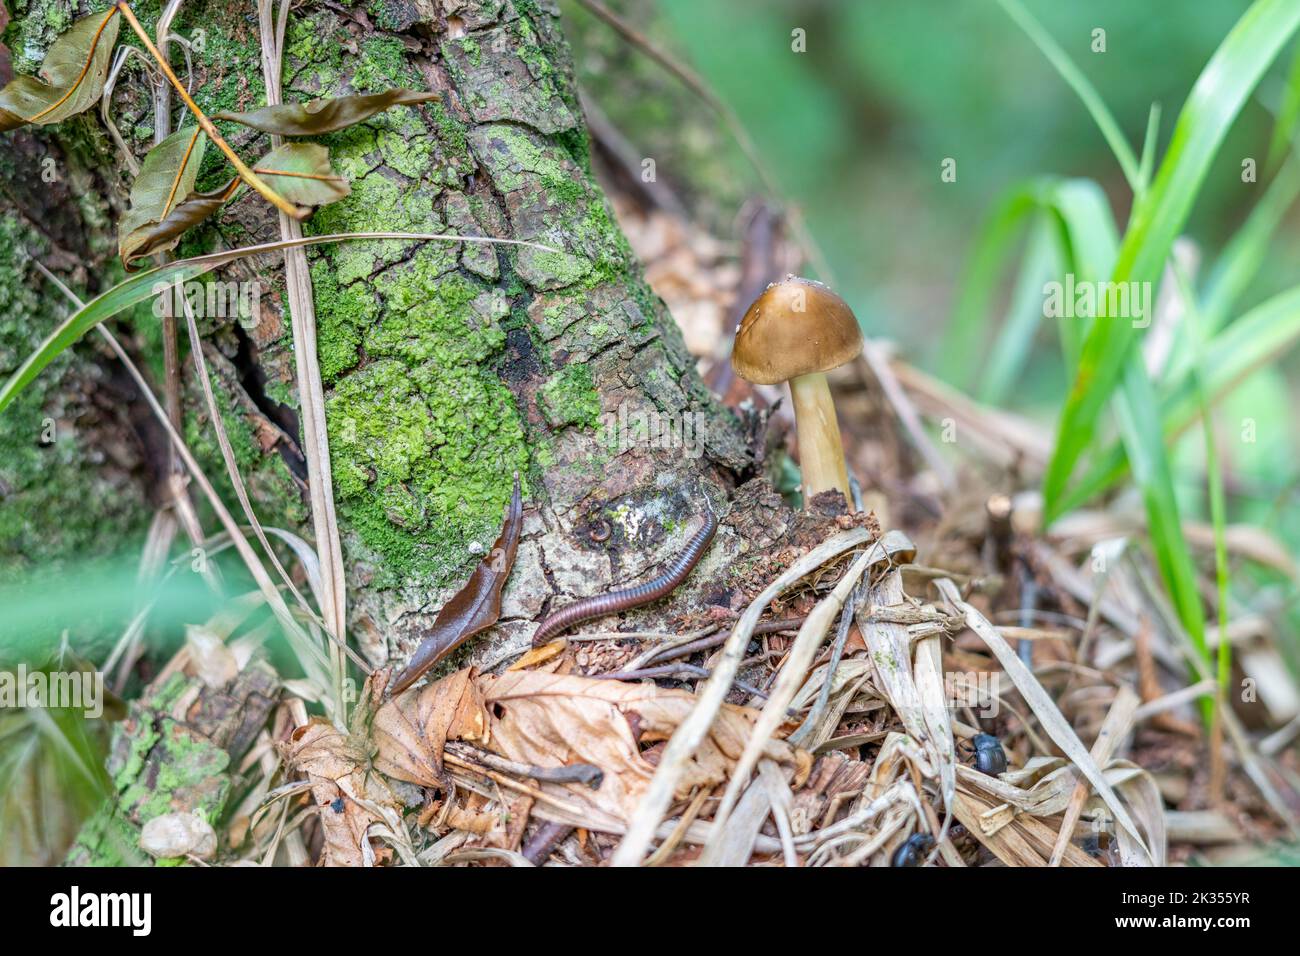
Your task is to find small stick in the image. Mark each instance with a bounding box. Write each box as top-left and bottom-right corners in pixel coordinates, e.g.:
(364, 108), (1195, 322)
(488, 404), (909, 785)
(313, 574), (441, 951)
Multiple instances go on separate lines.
(445, 743), (602, 789)
(521, 821), (573, 865)
(594, 662), (772, 701)
(115, 1), (306, 219)
(640, 617), (807, 667)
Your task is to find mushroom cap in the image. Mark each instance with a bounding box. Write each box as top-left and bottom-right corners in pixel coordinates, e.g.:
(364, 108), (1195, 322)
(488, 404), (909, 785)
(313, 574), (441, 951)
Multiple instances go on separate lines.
(730, 275), (863, 385)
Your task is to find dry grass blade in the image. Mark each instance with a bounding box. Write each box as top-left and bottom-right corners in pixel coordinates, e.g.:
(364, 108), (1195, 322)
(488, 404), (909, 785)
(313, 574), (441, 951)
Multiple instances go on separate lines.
(935, 578), (1154, 861)
(858, 569), (955, 829)
(707, 532), (916, 841)
(37, 269), (337, 709)
(1049, 684), (1138, 865)
(177, 288), (369, 676)
(257, 0), (350, 714)
(611, 526), (877, 866)
(1124, 555), (1300, 834)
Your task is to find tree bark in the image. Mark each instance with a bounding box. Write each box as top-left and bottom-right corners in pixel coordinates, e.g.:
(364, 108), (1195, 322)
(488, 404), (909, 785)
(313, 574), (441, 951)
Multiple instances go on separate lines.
(0, 0), (826, 677)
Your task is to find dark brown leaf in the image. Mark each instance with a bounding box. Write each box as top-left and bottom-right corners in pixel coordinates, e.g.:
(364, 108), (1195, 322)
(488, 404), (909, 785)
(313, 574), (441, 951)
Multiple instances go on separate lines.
(120, 178), (239, 271)
(389, 474), (523, 695)
(212, 89), (440, 136)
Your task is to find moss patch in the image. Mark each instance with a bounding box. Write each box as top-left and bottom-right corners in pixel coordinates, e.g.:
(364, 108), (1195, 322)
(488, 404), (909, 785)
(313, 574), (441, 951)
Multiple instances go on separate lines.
(539, 362), (601, 429)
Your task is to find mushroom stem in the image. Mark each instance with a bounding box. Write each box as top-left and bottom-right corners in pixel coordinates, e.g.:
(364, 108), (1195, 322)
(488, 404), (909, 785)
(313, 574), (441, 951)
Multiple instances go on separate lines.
(788, 371), (851, 503)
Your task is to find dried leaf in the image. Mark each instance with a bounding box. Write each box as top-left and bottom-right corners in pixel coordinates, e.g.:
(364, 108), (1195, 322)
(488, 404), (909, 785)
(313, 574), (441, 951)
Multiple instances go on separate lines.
(254, 142), (350, 206)
(372, 667), (491, 786)
(390, 475), (523, 694)
(0, 9), (121, 132)
(120, 177), (238, 271)
(372, 668), (804, 830)
(212, 89), (440, 136)
(281, 719), (386, 867)
(478, 670), (804, 825)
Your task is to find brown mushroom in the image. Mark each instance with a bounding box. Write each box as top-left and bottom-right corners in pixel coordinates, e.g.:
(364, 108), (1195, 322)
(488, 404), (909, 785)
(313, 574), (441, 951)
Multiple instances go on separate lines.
(731, 275), (862, 504)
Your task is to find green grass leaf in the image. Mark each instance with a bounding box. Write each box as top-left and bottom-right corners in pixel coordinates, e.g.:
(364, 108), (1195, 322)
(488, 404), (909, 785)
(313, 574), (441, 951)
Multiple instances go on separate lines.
(994, 0), (1141, 190)
(1040, 0), (1300, 518)
(1112, 361), (1208, 657)
(1054, 283), (1300, 515)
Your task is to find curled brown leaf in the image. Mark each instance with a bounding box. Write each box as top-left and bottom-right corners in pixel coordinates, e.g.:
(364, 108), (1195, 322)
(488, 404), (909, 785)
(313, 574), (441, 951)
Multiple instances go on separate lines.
(280, 718), (388, 867)
(120, 178), (239, 271)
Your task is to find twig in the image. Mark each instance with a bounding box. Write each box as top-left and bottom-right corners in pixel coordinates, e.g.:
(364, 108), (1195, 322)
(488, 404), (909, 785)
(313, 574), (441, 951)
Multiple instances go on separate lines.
(593, 662), (771, 701)
(115, 1), (305, 219)
(521, 821), (573, 865)
(445, 742), (603, 788)
(637, 616), (806, 668)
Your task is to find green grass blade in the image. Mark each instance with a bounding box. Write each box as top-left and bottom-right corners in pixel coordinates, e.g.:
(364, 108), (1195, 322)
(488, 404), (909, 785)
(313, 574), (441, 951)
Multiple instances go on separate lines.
(1112, 359), (1208, 658)
(1199, 157), (1300, 335)
(1266, 39), (1300, 172)
(1053, 283), (1300, 514)
(946, 177), (1117, 390)
(978, 214), (1059, 404)
(1041, 0), (1300, 523)
(1041, 178), (1121, 368)
(1138, 103), (1163, 196)
(941, 181), (1046, 387)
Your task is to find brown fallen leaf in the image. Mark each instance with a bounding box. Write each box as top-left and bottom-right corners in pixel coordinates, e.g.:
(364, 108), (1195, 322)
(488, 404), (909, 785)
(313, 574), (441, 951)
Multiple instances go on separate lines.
(372, 667), (491, 786)
(281, 719), (388, 867)
(372, 668), (808, 830)
(481, 670), (805, 823)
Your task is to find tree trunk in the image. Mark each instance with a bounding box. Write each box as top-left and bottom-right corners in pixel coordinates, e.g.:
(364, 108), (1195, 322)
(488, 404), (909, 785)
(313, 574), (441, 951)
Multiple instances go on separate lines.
(0, 0), (827, 677)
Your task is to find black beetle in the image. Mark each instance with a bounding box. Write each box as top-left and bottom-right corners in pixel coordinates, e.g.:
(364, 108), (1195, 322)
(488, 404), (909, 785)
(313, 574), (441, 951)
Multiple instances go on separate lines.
(972, 733), (1008, 776)
(890, 833), (934, 867)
